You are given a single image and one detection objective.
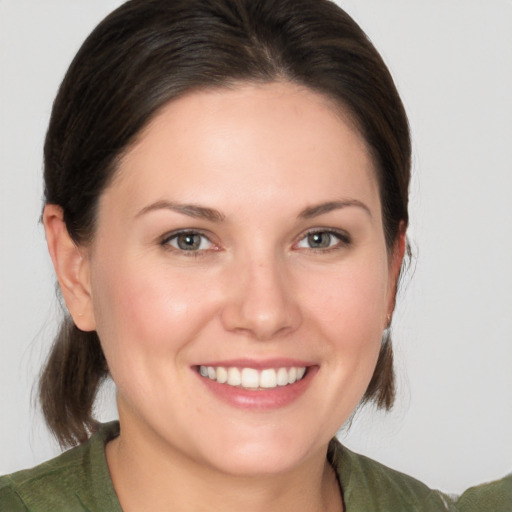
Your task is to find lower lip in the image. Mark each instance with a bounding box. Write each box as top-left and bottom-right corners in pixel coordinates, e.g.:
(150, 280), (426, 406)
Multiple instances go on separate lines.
(196, 367), (318, 410)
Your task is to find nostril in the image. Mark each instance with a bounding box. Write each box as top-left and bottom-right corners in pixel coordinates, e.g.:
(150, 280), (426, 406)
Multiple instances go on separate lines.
(219, 261), (302, 339)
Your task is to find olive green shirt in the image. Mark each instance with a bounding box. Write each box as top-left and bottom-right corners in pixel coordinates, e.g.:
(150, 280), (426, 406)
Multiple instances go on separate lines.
(1, 422), (510, 511)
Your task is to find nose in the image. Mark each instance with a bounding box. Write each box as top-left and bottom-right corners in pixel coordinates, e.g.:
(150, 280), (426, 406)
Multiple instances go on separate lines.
(220, 256), (302, 341)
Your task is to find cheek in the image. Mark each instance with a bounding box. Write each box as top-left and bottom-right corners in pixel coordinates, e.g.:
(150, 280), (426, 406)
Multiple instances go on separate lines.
(306, 259), (388, 339)
(89, 256), (218, 367)
(301, 254), (389, 395)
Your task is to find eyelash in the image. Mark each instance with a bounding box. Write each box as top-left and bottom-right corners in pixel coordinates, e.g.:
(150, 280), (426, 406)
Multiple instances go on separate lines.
(294, 229), (351, 252)
(160, 230), (216, 257)
(160, 228), (351, 256)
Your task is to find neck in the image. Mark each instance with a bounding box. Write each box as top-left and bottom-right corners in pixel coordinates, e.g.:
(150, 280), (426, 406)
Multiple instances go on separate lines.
(106, 422), (343, 512)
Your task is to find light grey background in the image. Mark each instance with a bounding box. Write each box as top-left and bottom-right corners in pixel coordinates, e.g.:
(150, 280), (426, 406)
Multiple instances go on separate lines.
(1, 0), (511, 495)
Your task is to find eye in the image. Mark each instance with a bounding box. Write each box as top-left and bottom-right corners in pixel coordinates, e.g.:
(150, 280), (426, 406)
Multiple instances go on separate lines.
(295, 230), (350, 250)
(162, 231), (214, 252)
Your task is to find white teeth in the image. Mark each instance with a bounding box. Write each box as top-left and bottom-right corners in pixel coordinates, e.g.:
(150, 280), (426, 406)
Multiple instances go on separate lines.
(216, 366), (228, 384)
(199, 365), (307, 389)
(241, 368), (259, 389)
(227, 367), (241, 386)
(277, 367), (289, 386)
(260, 368), (277, 388)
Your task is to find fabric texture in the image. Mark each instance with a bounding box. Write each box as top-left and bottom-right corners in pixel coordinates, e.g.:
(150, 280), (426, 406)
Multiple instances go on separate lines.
(0, 422), (122, 512)
(1, 421), (510, 511)
(456, 473), (512, 512)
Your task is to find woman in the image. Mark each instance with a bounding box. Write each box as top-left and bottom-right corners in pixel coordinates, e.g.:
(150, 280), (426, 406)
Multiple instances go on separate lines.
(0, 0), (506, 510)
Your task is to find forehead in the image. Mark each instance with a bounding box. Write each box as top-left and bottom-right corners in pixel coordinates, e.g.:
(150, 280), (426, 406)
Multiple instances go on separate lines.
(107, 81), (379, 215)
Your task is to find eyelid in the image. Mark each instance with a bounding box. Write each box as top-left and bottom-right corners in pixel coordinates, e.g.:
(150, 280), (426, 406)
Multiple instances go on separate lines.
(160, 229), (218, 253)
(293, 228), (352, 250)
(159, 227), (351, 254)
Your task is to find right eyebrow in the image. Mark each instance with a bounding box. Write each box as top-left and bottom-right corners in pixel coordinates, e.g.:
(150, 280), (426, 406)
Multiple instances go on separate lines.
(298, 199), (372, 219)
(135, 200), (226, 222)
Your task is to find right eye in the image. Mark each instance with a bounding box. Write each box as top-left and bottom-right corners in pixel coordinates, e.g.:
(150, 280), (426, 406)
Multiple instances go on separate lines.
(294, 229), (351, 251)
(162, 231), (214, 252)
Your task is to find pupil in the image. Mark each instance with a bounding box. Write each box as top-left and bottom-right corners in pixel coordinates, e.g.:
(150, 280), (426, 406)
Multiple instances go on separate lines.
(308, 232), (330, 248)
(178, 233), (200, 250)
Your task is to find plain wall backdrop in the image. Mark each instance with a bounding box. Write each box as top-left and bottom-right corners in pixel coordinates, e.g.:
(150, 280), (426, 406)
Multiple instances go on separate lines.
(1, 0), (511, 495)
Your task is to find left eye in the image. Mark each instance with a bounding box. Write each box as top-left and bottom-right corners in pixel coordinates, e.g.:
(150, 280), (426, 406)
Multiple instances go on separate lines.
(296, 230), (348, 250)
(164, 232), (213, 251)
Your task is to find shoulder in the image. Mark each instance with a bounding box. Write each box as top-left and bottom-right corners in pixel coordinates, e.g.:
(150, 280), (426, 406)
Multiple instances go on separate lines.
(329, 438), (458, 511)
(456, 473), (512, 512)
(0, 421), (121, 512)
(0, 484), (28, 511)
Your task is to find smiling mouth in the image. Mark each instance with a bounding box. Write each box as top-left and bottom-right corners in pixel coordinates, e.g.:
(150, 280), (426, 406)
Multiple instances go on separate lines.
(198, 365), (307, 390)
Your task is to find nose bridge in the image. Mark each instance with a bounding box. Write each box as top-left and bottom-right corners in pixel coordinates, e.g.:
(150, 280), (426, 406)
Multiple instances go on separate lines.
(221, 247), (301, 340)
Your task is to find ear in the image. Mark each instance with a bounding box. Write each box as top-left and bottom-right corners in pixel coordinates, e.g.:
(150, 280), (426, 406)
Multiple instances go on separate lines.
(386, 221), (407, 325)
(43, 204), (96, 331)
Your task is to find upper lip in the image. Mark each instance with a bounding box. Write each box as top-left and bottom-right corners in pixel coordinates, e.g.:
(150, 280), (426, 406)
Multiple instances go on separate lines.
(193, 358), (315, 369)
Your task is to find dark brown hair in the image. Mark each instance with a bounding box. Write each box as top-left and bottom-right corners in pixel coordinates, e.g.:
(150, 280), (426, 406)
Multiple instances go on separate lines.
(40, 0), (411, 447)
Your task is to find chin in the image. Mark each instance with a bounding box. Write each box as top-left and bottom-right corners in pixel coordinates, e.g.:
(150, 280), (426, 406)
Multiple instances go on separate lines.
(206, 449), (307, 477)
(197, 428), (327, 477)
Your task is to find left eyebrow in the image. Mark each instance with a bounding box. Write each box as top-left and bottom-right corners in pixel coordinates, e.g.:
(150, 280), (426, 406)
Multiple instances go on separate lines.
(298, 200), (372, 219)
(135, 200), (226, 222)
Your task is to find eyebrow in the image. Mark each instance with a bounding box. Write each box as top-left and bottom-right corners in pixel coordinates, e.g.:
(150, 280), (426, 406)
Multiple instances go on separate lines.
(136, 200), (226, 222)
(136, 198), (371, 222)
(299, 200), (372, 219)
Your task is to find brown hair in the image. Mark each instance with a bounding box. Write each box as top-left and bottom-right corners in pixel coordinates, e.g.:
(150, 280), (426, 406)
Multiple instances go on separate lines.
(40, 0), (411, 447)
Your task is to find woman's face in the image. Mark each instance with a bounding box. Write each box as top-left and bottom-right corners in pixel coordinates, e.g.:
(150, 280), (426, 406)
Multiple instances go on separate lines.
(82, 82), (403, 475)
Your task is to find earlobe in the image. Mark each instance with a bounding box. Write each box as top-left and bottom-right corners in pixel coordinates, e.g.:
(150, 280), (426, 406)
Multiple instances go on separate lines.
(42, 204), (96, 332)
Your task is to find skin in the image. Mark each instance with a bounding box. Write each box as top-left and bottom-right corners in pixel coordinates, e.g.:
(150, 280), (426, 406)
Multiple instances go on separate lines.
(44, 81), (405, 511)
